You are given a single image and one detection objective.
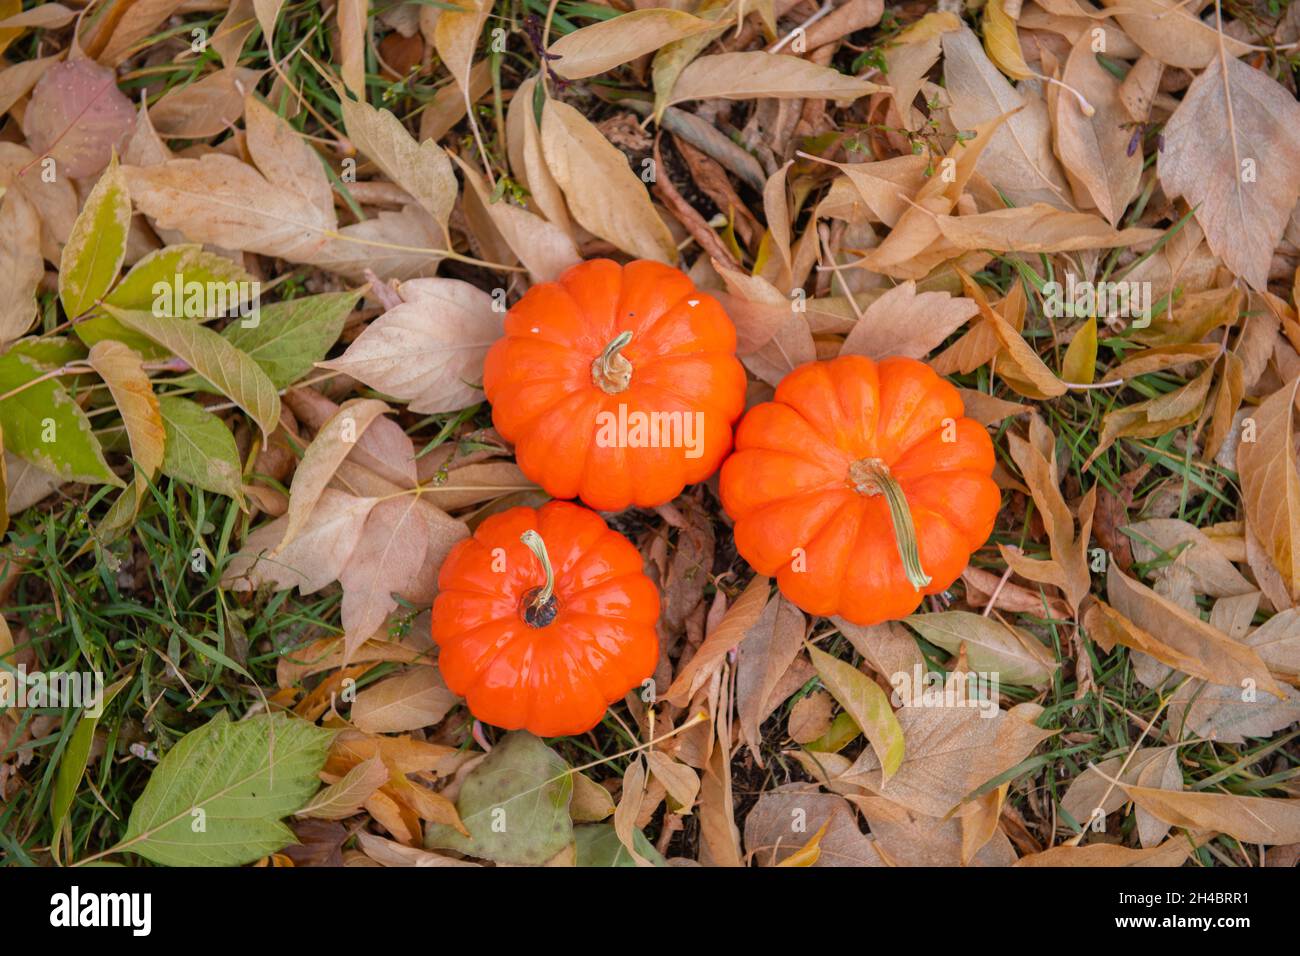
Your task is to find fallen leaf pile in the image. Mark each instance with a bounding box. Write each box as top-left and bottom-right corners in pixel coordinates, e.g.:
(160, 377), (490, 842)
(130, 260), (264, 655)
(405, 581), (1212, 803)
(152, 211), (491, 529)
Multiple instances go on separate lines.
(2, 0), (1300, 869)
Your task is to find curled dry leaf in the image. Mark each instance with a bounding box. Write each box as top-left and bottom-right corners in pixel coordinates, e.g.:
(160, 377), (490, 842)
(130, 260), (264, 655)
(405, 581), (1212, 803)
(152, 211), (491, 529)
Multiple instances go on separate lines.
(982, 0), (1033, 79)
(735, 595), (805, 764)
(451, 152), (580, 283)
(1117, 785), (1300, 846)
(355, 830), (480, 867)
(612, 757), (653, 866)
(665, 575), (770, 707)
(86, 340), (164, 481)
(549, 9), (717, 80)
(1096, 563), (1284, 698)
(540, 97), (677, 264)
(503, 74), (572, 235)
(1052, 34), (1142, 226)
(1004, 416), (1093, 602)
(432, 0), (490, 99)
(0, 189), (43, 347)
(932, 205), (1162, 253)
(94, 0), (188, 66)
(1013, 839), (1195, 867)
(664, 51), (881, 108)
(297, 756), (389, 820)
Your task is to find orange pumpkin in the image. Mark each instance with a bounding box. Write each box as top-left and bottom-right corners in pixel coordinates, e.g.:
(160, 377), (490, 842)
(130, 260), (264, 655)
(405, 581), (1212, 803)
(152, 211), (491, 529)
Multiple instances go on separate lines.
(719, 355), (999, 625)
(482, 259), (747, 512)
(431, 500), (659, 736)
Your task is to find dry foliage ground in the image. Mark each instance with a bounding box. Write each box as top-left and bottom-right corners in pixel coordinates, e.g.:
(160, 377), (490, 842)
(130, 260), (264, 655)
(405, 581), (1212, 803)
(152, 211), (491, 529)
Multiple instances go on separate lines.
(2, 0), (1300, 869)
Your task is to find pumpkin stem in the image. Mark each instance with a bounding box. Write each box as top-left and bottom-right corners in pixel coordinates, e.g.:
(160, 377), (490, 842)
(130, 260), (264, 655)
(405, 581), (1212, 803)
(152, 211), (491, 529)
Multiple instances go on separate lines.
(519, 529), (558, 626)
(848, 457), (932, 592)
(591, 330), (634, 394)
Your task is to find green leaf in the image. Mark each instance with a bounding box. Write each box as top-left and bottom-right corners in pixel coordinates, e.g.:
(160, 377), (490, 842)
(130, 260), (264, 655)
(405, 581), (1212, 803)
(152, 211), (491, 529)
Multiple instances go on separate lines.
(104, 306), (280, 438)
(803, 710), (860, 754)
(50, 675), (131, 863)
(58, 154), (131, 319)
(807, 642), (905, 785)
(158, 396), (246, 504)
(118, 711), (334, 867)
(904, 610), (1057, 688)
(7, 335), (87, 368)
(426, 731), (574, 865)
(574, 823), (667, 867)
(78, 245), (256, 357)
(0, 351), (120, 485)
(0, 422), (7, 535)
(221, 289), (360, 388)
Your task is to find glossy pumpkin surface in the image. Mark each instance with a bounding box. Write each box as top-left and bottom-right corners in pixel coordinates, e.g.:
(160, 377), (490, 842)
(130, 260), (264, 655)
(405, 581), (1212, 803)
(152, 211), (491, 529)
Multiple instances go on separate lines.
(431, 500), (659, 737)
(719, 355), (999, 625)
(482, 259), (747, 511)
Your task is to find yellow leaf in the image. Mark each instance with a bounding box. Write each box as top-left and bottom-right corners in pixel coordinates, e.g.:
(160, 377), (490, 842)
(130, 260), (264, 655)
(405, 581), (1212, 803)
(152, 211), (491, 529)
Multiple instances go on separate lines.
(807, 642), (905, 784)
(982, 0), (1033, 81)
(1061, 317), (1097, 384)
(0, 0), (23, 56)
(776, 820), (828, 866)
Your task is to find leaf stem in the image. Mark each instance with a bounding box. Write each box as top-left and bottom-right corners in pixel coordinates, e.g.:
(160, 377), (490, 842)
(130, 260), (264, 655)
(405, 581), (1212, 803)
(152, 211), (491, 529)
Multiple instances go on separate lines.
(0, 363), (91, 404)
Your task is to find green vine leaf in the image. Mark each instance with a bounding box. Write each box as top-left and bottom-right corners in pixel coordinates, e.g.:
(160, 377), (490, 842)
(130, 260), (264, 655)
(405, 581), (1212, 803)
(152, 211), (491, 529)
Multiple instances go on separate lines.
(115, 712), (334, 867)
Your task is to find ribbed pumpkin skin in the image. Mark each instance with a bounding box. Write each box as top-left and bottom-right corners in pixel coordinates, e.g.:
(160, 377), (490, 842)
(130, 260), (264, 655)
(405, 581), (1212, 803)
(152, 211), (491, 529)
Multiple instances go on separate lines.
(719, 355), (999, 625)
(431, 501), (659, 737)
(482, 259), (747, 512)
